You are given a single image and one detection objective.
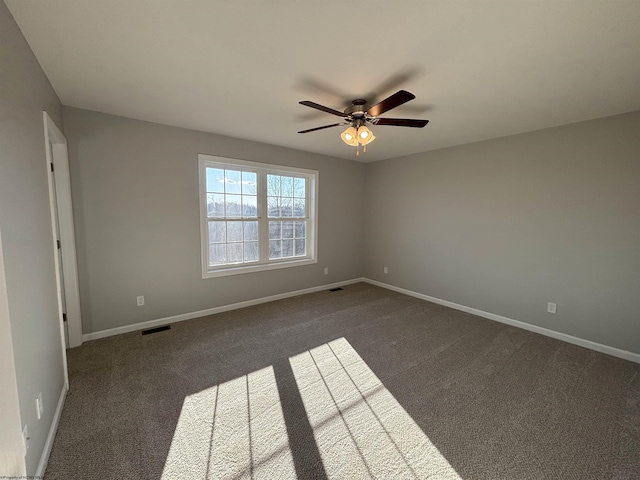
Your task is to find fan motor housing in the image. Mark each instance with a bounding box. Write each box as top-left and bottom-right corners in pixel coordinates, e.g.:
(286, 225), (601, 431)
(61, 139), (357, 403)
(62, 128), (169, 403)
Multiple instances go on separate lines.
(345, 99), (368, 118)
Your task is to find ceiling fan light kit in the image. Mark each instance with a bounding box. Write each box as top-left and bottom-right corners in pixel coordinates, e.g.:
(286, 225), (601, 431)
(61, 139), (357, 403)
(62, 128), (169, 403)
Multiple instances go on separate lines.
(339, 121), (376, 155)
(298, 90), (429, 156)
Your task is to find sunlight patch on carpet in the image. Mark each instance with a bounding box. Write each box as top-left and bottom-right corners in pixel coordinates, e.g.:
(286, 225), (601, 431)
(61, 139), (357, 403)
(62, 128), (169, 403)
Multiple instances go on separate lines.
(290, 337), (462, 479)
(161, 366), (296, 480)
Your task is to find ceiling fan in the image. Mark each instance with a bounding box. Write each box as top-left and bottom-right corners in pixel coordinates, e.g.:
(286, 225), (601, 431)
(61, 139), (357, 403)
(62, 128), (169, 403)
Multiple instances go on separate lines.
(297, 90), (429, 155)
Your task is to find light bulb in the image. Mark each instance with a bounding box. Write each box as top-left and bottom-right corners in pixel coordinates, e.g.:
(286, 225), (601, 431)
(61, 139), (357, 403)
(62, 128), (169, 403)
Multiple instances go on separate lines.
(360, 131), (369, 139)
(345, 133), (353, 141)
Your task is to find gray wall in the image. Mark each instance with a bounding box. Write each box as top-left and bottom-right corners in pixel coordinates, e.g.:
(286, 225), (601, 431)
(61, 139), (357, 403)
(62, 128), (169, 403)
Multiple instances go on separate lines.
(0, 230), (25, 477)
(0, 2), (66, 476)
(62, 107), (365, 334)
(365, 111), (640, 354)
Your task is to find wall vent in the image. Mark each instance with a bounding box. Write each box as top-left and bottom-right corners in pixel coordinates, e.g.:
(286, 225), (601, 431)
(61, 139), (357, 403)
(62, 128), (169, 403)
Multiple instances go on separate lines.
(329, 287), (344, 292)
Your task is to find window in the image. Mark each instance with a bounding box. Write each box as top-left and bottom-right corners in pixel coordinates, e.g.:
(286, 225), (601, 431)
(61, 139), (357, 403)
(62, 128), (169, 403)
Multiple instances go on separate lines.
(199, 155), (317, 277)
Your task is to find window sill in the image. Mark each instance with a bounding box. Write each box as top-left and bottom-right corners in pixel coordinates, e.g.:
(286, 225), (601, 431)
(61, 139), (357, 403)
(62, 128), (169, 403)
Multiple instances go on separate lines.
(203, 257), (317, 278)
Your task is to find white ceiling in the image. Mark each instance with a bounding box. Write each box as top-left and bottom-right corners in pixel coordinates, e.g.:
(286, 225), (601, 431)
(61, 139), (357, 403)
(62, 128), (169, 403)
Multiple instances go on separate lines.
(6, 1), (640, 162)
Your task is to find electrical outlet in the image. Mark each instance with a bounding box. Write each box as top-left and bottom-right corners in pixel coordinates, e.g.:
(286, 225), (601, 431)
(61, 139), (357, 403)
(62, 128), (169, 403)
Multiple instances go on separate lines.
(137, 296), (145, 306)
(383, 266), (388, 274)
(36, 392), (43, 420)
(22, 425), (29, 451)
(547, 302), (557, 314)
(324, 267), (329, 275)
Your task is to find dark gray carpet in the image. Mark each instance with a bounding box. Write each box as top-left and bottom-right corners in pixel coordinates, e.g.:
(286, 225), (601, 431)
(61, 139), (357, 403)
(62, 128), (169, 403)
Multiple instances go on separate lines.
(45, 283), (640, 479)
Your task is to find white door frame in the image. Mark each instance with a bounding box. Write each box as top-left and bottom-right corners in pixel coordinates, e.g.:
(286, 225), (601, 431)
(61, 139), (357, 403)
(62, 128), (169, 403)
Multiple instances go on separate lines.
(43, 112), (82, 351)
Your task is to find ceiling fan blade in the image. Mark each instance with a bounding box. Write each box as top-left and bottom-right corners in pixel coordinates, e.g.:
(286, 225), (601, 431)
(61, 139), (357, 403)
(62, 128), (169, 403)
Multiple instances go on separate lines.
(371, 118), (429, 128)
(299, 101), (348, 117)
(366, 90), (416, 117)
(297, 123), (344, 134)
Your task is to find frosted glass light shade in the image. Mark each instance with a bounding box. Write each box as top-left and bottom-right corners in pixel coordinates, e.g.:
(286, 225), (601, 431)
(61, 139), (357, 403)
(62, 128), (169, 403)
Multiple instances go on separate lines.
(340, 126), (359, 146)
(357, 126), (376, 146)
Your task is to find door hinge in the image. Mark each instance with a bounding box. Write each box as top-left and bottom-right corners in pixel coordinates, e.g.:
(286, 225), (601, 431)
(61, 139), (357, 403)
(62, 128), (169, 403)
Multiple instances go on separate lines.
(50, 163), (54, 172)
(57, 240), (61, 249)
(62, 313), (67, 323)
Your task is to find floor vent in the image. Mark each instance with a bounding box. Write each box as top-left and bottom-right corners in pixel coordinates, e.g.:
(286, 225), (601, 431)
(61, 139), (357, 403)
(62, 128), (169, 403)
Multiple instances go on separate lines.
(142, 325), (171, 335)
(329, 287), (344, 292)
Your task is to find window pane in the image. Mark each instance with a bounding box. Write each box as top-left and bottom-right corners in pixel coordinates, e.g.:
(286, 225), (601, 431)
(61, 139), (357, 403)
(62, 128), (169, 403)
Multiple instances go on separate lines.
(293, 198), (306, 217)
(206, 194), (214, 217)
(282, 221), (294, 239)
(282, 239), (293, 257)
(269, 240), (281, 259)
(226, 221), (243, 242)
(209, 221), (226, 243)
(207, 168), (225, 193)
(293, 177), (305, 198)
(209, 243), (226, 266)
(269, 221), (281, 240)
(225, 170), (242, 194)
(281, 176), (294, 197)
(207, 194), (225, 218)
(267, 175), (280, 196)
(242, 171), (257, 195)
(295, 239), (306, 257)
(244, 241), (259, 262)
(244, 221), (258, 241)
(280, 197), (293, 217)
(225, 194), (242, 217)
(242, 195), (257, 218)
(267, 196), (279, 218)
(294, 221), (306, 239)
(227, 243), (243, 264)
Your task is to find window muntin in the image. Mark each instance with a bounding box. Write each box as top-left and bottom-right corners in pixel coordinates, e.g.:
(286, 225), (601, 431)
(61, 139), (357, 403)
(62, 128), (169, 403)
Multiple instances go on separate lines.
(199, 155), (317, 277)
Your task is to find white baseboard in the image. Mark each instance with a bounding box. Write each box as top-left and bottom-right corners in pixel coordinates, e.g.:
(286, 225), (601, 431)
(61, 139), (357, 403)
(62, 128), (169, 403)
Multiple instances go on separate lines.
(363, 278), (640, 364)
(82, 278), (366, 342)
(35, 381), (68, 478)
(81, 276), (639, 364)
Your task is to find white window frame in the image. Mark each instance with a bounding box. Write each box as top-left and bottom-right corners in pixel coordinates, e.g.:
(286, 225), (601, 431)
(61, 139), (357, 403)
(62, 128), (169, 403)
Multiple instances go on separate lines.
(198, 154), (318, 278)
